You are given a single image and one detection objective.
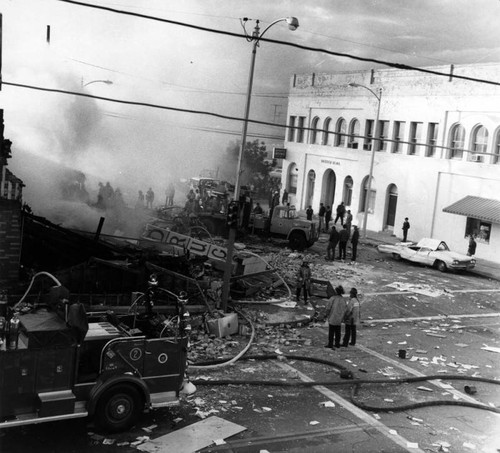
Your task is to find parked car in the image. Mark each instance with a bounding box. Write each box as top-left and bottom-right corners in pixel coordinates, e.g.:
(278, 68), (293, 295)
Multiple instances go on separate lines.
(377, 238), (476, 272)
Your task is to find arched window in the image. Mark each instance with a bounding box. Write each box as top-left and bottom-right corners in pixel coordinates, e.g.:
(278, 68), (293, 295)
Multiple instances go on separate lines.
(347, 119), (360, 149)
(470, 125), (488, 161)
(335, 118), (347, 147)
(310, 117), (320, 144)
(287, 163), (298, 195)
(343, 176), (353, 206)
(322, 118), (333, 145)
(359, 176), (376, 214)
(449, 124), (465, 159)
(494, 129), (500, 165)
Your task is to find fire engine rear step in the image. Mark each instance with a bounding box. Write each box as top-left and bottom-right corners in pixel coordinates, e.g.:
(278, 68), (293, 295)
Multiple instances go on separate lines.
(0, 401), (88, 429)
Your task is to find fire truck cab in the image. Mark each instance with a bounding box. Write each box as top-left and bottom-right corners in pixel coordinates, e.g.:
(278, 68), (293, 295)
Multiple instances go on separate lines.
(0, 279), (191, 432)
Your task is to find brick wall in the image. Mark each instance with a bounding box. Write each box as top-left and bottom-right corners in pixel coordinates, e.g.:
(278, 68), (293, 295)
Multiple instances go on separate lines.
(0, 198), (22, 288)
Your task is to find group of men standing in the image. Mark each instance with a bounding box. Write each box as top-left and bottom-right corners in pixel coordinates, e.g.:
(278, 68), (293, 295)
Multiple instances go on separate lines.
(321, 202), (359, 261)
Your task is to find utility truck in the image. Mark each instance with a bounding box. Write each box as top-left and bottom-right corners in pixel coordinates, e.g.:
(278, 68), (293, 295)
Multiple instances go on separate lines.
(251, 205), (319, 251)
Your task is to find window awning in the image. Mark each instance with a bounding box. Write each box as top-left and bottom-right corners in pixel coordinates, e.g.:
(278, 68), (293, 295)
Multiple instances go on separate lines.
(443, 196), (500, 224)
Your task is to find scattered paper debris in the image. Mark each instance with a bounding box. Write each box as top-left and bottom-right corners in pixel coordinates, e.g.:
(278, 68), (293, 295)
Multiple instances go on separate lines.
(320, 401), (336, 408)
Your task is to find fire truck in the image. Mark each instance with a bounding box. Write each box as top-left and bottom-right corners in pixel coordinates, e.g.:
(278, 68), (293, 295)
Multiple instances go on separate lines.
(0, 274), (192, 432)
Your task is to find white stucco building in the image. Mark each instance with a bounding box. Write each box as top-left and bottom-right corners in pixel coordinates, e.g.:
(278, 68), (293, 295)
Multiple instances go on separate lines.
(281, 63), (500, 264)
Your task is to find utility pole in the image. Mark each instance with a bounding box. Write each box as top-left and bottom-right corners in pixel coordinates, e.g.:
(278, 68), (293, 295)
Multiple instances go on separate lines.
(1, 13), (3, 92)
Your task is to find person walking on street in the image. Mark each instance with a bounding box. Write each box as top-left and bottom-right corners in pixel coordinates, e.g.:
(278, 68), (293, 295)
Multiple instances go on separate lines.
(324, 285), (347, 349)
(342, 288), (361, 347)
(402, 217), (410, 242)
(351, 225), (359, 261)
(295, 261), (312, 305)
(334, 202), (346, 225)
(467, 235), (477, 256)
(318, 203), (326, 232)
(306, 205), (314, 221)
(338, 224), (350, 260)
(325, 206), (332, 231)
(326, 226), (340, 261)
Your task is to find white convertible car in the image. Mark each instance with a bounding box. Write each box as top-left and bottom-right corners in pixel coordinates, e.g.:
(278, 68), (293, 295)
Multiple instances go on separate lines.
(377, 238), (476, 272)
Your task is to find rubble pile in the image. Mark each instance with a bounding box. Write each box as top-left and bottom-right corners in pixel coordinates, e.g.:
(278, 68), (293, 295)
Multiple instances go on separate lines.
(188, 315), (308, 364)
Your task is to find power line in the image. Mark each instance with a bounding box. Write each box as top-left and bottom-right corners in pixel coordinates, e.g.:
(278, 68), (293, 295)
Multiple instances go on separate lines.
(2, 80), (284, 130)
(4, 80), (493, 157)
(57, 0), (500, 87)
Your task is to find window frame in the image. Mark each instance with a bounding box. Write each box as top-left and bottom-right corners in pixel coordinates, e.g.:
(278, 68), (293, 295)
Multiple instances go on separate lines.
(347, 119), (360, 149)
(470, 125), (488, 161)
(322, 118), (333, 146)
(408, 121), (422, 155)
(296, 116), (306, 143)
(310, 116), (320, 144)
(377, 120), (389, 151)
(287, 116), (296, 142)
(335, 118), (347, 147)
(449, 123), (465, 159)
(392, 121), (405, 153)
(426, 122), (438, 157)
(363, 120), (374, 151)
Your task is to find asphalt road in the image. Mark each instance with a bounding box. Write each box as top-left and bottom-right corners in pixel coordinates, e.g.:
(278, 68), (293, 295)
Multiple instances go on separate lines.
(1, 239), (499, 453)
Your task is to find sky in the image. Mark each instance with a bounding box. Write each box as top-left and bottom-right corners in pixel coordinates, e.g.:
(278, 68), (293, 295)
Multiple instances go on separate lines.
(1, 0), (499, 223)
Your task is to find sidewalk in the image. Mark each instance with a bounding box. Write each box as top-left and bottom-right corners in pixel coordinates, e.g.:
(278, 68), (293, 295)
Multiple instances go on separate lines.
(361, 229), (500, 281)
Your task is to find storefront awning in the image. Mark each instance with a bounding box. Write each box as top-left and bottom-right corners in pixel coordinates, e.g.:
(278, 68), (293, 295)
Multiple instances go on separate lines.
(443, 195), (500, 224)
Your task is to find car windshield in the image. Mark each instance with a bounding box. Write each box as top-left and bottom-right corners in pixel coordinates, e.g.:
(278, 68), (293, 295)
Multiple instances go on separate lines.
(437, 242), (450, 251)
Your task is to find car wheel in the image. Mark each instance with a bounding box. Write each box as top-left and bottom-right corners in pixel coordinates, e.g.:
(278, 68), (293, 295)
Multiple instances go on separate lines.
(436, 260), (447, 272)
(289, 232), (307, 251)
(392, 253), (401, 261)
(94, 384), (143, 433)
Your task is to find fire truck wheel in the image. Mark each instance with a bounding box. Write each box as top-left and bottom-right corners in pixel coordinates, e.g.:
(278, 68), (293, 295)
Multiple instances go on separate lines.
(94, 384), (143, 432)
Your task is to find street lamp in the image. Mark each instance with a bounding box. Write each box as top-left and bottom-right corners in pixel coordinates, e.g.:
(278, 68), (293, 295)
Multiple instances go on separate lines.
(348, 82), (382, 239)
(220, 17), (299, 310)
(82, 79), (113, 87)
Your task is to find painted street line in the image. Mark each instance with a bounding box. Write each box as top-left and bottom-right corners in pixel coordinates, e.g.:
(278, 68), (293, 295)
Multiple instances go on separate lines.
(202, 424), (371, 451)
(365, 289), (500, 297)
(356, 344), (483, 405)
(274, 361), (426, 453)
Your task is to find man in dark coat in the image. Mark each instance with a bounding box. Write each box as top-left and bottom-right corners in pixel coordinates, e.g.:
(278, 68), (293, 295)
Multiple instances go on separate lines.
(295, 261), (312, 305)
(351, 225), (360, 261)
(334, 202), (346, 225)
(338, 224), (350, 260)
(467, 235), (477, 256)
(306, 205), (313, 221)
(327, 226), (340, 261)
(402, 217), (410, 242)
(318, 203), (326, 232)
(325, 206), (332, 231)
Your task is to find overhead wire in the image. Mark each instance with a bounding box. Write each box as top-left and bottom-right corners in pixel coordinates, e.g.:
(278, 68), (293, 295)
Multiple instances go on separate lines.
(3, 80), (496, 158)
(56, 0), (500, 87)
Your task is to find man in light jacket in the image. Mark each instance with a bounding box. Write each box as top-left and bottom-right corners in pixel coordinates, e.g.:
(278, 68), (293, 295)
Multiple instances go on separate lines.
(324, 285), (347, 349)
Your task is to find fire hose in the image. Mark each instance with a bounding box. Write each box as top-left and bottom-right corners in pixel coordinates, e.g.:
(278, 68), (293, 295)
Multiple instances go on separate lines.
(190, 353), (500, 414)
